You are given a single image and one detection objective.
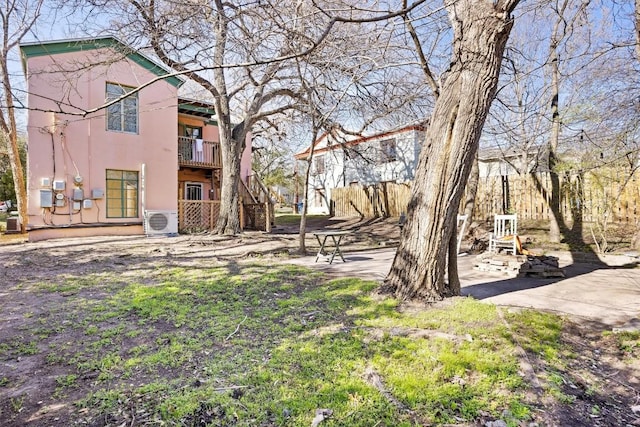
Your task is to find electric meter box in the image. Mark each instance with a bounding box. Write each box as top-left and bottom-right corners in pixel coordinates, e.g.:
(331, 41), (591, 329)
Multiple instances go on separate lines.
(83, 199), (93, 209)
(91, 189), (104, 199)
(40, 189), (53, 208)
(41, 177), (51, 187)
(53, 180), (65, 191)
(73, 188), (83, 201)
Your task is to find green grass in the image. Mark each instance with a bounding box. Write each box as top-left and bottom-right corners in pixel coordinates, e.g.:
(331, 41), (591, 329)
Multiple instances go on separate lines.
(275, 214), (329, 226)
(2, 262), (578, 426)
(610, 330), (640, 354)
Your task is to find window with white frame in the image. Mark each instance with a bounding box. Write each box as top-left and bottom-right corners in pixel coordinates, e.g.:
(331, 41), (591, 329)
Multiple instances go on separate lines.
(379, 138), (397, 163)
(313, 155), (325, 175)
(106, 83), (138, 133)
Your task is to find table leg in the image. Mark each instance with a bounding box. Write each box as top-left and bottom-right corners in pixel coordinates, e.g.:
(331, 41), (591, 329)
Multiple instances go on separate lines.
(315, 234), (329, 263)
(328, 235), (345, 264)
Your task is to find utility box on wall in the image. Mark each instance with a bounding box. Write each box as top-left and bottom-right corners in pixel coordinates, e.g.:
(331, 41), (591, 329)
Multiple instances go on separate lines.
(40, 189), (53, 208)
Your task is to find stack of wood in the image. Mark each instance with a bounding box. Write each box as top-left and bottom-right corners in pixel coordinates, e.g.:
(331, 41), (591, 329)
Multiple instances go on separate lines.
(474, 253), (565, 278)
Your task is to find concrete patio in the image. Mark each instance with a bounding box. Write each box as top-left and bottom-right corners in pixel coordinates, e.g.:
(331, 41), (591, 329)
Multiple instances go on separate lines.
(287, 248), (640, 327)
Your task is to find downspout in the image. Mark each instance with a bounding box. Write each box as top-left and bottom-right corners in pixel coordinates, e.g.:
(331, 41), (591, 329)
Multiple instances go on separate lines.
(141, 163), (146, 220)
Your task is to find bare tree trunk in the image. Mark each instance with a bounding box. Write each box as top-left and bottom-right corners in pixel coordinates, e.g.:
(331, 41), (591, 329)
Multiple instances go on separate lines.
(216, 129), (242, 235)
(547, 7), (564, 243)
(0, 119), (27, 233)
(447, 231), (460, 294)
(382, 0), (517, 301)
(0, 1), (38, 234)
(213, 90), (243, 235)
(463, 152), (479, 227)
(636, 0), (640, 61)
(298, 159), (311, 254)
(633, 0), (640, 249)
(211, 6), (242, 236)
(298, 127), (321, 254)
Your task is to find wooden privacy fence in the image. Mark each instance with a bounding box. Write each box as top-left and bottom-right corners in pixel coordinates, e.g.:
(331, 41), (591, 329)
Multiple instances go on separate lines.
(331, 183), (412, 218)
(474, 172), (640, 223)
(331, 171), (640, 224)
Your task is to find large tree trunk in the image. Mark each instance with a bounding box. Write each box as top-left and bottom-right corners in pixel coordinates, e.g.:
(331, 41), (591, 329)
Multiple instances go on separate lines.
(211, 6), (244, 236)
(382, 0), (517, 301)
(632, 0), (640, 249)
(462, 152), (479, 227)
(216, 129), (242, 235)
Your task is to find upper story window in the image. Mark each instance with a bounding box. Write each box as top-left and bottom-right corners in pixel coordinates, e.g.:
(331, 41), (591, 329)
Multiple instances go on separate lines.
(379, 138), (397, 163)
(106, 83), (138, 133)
(314, 155), (325, 175)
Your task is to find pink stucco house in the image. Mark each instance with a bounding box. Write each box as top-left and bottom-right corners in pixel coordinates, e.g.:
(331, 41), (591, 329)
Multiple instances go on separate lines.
(20, 37), (254, 241)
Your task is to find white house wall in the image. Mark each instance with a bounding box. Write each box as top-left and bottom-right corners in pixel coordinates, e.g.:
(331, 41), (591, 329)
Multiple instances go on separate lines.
(478, 158), (533, 178)
(304, 129), (424, 215)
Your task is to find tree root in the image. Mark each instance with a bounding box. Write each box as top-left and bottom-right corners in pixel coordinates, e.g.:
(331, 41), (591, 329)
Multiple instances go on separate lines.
(364, 366), (412, 414)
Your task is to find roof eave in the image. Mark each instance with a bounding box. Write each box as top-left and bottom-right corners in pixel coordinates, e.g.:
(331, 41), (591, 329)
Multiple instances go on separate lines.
(20, 36), (185, 88)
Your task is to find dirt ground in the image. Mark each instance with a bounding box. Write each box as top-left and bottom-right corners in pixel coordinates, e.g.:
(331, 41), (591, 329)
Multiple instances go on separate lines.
(1, 216), (639, 426)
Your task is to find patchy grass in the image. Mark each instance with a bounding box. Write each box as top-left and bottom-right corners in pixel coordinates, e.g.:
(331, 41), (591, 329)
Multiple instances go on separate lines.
(275, 214), (330, 226)
(616, 331), (640, 354)
(0, 262), (633, 426)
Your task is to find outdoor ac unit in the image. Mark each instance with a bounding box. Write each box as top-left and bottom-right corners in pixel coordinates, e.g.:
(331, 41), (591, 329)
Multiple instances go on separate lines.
(6, 217), (20, 234)
(144, 210), (178, 236)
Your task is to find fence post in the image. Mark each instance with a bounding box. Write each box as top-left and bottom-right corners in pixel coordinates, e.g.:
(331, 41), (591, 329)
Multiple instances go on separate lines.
(210, 201), (215, 230)
(265, 202), (271, 233)
(240, 202), (245, 230)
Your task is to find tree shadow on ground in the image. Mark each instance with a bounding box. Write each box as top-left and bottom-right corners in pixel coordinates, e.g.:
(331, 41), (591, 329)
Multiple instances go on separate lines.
(459, 253), (640, 326)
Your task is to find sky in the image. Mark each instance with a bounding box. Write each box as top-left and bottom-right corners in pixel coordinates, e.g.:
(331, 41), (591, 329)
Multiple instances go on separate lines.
(8, 1), (116, 134)
(8, 0), (639, 149)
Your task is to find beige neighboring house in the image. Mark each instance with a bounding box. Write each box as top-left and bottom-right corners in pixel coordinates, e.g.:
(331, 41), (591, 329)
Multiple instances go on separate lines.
(20, 37), (253, 241)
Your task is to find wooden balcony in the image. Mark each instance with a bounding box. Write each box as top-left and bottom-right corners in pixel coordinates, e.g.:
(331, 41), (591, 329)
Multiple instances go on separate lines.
(178, 136), (222, 169)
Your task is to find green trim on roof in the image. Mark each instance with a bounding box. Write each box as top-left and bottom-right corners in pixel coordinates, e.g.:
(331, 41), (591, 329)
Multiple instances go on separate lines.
(178, 103), (216, 116)
(20, 37), (183, 88)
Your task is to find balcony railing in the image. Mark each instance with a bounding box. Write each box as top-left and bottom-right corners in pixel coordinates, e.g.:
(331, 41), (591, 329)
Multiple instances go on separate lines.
(178, 136), (222, 169)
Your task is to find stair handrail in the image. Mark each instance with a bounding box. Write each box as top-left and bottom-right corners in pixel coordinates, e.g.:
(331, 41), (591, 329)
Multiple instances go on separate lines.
(239, 179), (258, 203)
